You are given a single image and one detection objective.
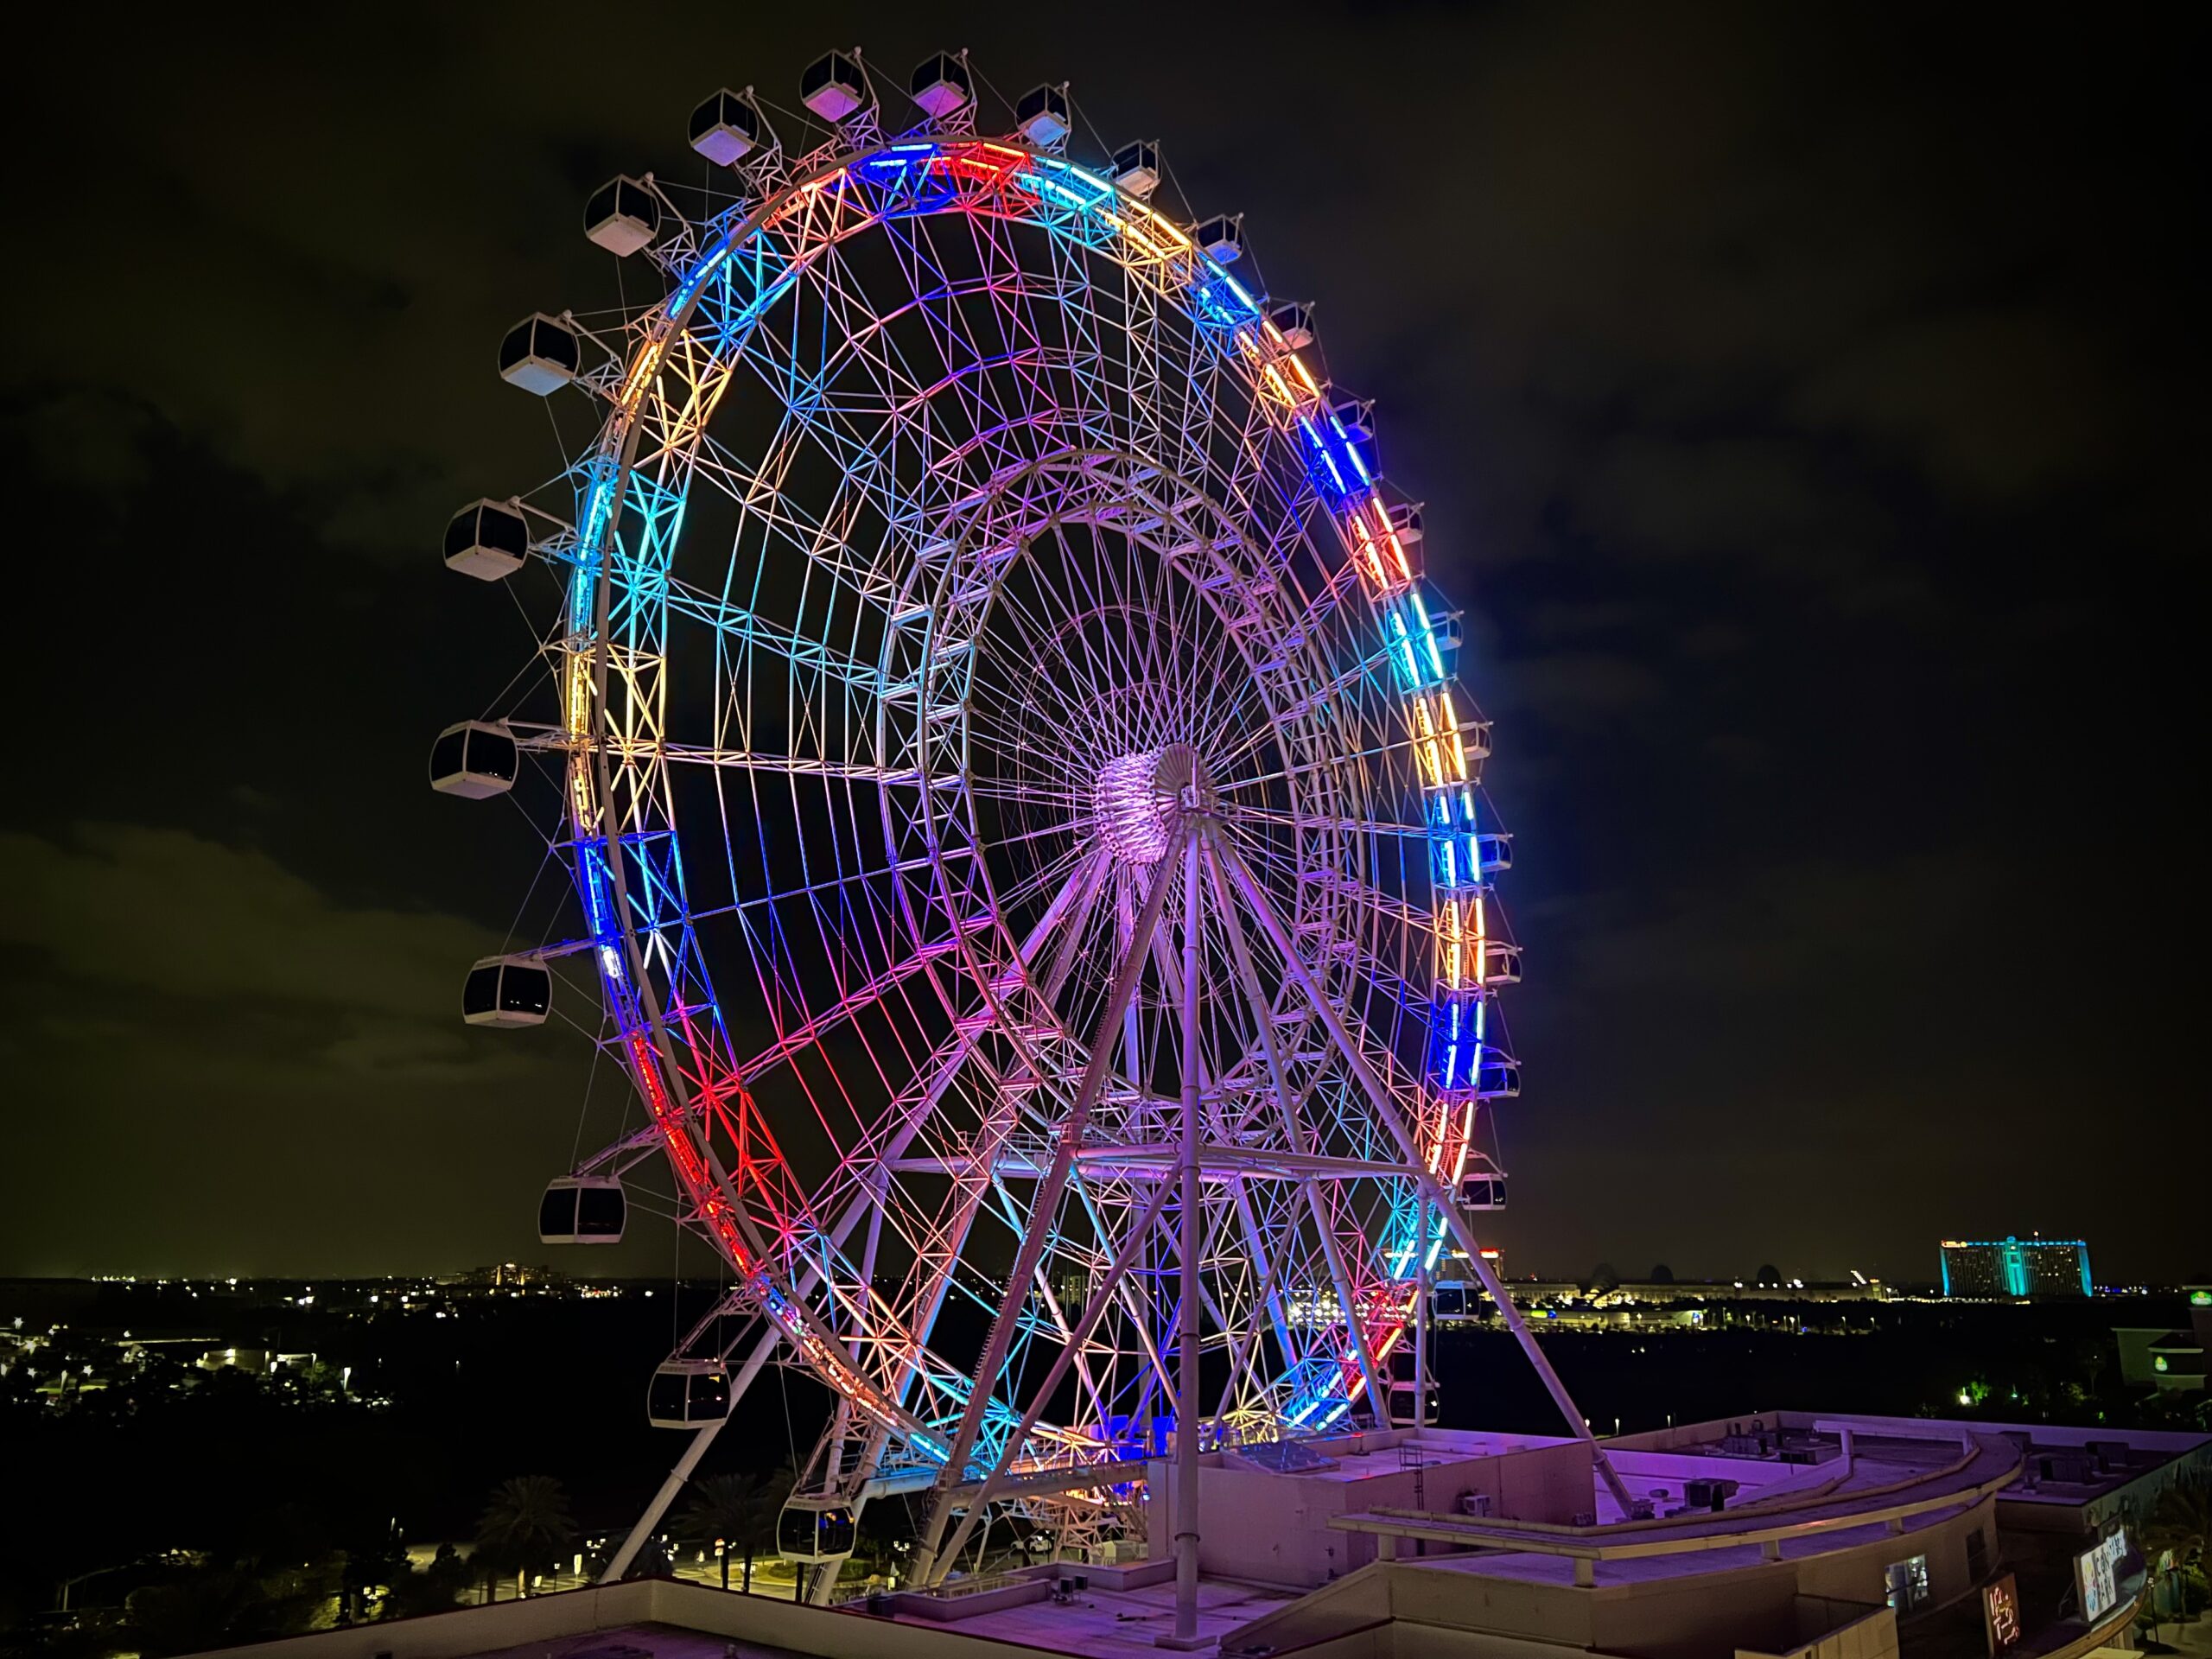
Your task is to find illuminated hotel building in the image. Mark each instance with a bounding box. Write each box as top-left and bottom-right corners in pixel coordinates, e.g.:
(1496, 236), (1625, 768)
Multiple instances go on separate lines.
(1940, 1236), (2093, 1298)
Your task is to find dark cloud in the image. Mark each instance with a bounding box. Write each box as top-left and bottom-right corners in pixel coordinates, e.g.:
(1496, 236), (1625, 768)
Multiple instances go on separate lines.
(3, 1), (2202, 1281)
(0, 826), (632, 1277)
(4, 824), (498, 1020)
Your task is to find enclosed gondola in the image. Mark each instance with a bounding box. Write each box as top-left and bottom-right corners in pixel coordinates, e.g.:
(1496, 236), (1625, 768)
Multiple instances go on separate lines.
(1268, 301), (1316, 350)
(1471, 1048), (1520, 1100)
(1457, 1166), (1507, 1211)
(1331, 396), (1379, 479)
(689, 88), (760, 167)
(1477, 942), (1522, 987)
(584, 175), (659, 257)
(538, 1176), (626, 1244)
(1111, 141), (1160, 198)
(429, 719), (518, 798)
(497, 312), (579, 396)
(800, 51), (867, 122)
(461, 954), (552, 1028)
(908, 52), (970, 119)
(1473, 832), (1513, 877)
(443, 498), (530, 581)
(1430, 1279), (1476, 1318)
(776, 1494), (857, 1563)
(1014, 83), (1070, 146)
(1196, 214), (1243, 263)
(646, 1360), (731, 1428)
(1385, 1344), (1437, 1428)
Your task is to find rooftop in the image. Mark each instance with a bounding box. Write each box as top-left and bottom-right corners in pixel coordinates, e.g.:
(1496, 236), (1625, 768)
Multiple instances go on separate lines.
(176, 1414), (2209, 1659)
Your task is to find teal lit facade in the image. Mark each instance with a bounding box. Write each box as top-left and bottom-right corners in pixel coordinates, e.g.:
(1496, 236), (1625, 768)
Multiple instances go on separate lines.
(1939, 1236), (2094, 1298)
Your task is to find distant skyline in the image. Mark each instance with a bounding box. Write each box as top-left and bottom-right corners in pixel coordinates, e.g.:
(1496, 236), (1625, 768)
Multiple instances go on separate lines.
(3, 3), (2201, 1285)
(7, 1234), (2190, 1294)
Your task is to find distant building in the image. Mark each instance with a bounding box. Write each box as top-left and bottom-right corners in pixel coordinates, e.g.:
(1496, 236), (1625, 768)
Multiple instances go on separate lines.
(1940, 1236), (2092, 1298)
(2116, 1287), (2212, 1394)
(2115, 1326), (2206, 1393)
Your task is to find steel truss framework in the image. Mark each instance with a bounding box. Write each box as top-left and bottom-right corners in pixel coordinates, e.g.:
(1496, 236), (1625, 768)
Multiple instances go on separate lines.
(463, 81), (1627, 1598)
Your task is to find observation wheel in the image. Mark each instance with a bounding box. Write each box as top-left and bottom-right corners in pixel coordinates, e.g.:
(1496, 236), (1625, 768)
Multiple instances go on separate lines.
(433, 48), (1624, 1605)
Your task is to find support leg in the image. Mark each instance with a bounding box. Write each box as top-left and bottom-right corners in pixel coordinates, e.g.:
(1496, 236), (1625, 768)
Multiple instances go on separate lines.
(910, 852), (1179, 1585)
(1211, 833), (1636, 1516)
(1173, 830), (1205, 1645)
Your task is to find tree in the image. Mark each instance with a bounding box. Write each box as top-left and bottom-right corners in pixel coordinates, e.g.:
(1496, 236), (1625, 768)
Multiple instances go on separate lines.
(339, 1523), (409, 1623)
(1649, 1264), (1675, 1283)
(2073, 1336), (2111, 1404)
(1755, 1265), (1783, 1287)
(674, 1473), (780, 1592)
(124, 1573), (272, 1657)
(474, 1478), (577, 1601)
(385, 1544), (472, 1619)
(1589, 1264), (1622, 1296)
(2143, 1477), (2211, 1571)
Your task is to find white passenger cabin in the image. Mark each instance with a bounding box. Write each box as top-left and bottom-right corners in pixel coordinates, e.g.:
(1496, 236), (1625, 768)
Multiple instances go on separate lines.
(1472, 1049), (1519, 1099)
(908, 52), (970, 119)
(689, 89), (760, 167)
(462, 955), (551, 1029)
(443, 499), (529, 581)
(1015, 84), (1070, 147)
(647, 1359), (731, 1428)
(777, 1494), (857, 1564)
(1478, 942), (1522, 987)
(800, 51), (868, 123)
(539, 1176), (625, 1244)
(429, 720), (518, 798)
(1111, 141), (1160, 198)
(1268, 302), (1316, 350)
(584, 175), (658, 257)
(497, 313), (578, 396)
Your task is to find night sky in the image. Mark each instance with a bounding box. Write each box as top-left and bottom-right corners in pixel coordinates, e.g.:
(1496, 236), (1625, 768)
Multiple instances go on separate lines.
(5, 4), (2200, 1285)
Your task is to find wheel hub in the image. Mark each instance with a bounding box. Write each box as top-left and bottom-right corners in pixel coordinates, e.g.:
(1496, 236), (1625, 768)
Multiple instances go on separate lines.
(1094, 742), (1212, 865)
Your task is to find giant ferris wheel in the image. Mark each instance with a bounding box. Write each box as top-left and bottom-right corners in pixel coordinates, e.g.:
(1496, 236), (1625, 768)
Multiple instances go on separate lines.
(433, 47), (1624, 1607)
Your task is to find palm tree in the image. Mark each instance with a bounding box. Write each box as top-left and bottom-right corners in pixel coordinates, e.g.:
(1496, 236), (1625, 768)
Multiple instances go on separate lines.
(474, 1477), (577, 1601)
(2144, 1477), (2211, 1569)
(675, 1473), (780, 1592)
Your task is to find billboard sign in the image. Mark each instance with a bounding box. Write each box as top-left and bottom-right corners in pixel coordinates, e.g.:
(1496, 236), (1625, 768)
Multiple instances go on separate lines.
(2076, 1529), (2128, 1624)
(1981, 1573), (2022, 1655)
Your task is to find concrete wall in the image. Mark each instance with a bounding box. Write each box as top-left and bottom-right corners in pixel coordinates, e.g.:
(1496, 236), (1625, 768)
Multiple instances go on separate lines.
(1233, 1493), (1993, 1659)
(1790, 1495), (1994, 1618)
(183, 1583), (664, 1659)
(181, 1578), (1071, 1659)
(1734, 1599), (1897, 1659)
(1158, 1440), (1595, 1589)
(1190, 1459), (1365, 1585)
(1454, 1440), (1593, 1528)
(1586, 1561), (1805, 1659)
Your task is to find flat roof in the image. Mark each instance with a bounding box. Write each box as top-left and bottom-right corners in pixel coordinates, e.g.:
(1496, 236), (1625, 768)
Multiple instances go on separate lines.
(1609, 1410), (2211, 1510)
(883, 1576), (1294, 1656)
(1336, 1429), (2016, 1588)
(1260, 1425), (1576, 1483)
(456, 1625), (803, 1659)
